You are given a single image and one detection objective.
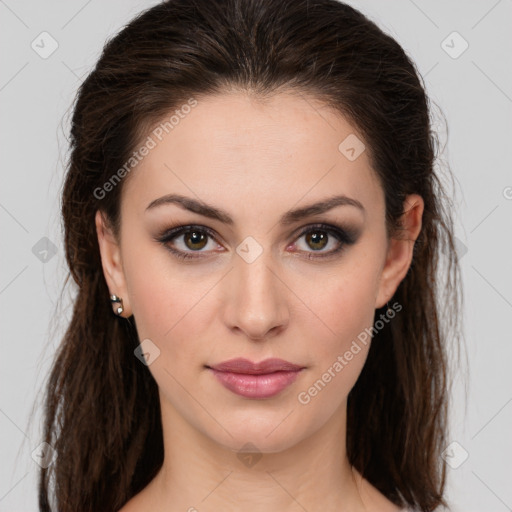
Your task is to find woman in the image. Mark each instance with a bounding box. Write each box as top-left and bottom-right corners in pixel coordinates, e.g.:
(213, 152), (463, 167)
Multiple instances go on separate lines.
(38, 0), (462, 510)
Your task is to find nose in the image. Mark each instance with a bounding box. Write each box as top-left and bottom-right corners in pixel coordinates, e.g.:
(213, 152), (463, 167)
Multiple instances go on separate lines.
(222, 250), (290, 341)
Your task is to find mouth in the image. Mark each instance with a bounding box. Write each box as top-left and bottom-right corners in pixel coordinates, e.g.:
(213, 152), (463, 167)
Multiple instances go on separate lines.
(205, 358), (305, 399)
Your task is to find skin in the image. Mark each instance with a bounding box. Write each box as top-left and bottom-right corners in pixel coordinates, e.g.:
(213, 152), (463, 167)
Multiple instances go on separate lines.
(96, 89), (423, 512)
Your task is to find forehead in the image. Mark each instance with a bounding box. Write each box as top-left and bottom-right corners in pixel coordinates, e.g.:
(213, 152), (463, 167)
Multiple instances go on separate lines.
(121, 90), (384, 223)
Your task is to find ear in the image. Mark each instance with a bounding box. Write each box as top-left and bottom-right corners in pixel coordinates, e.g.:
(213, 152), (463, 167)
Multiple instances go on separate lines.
(95, 210), (132, 317)
(375, 194), (424, 309)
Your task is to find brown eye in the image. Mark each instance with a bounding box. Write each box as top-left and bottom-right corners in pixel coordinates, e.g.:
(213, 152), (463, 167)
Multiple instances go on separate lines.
(155, 225), (219, 260)
(304, 231), (329, 251)
(156, 222), (359, 262)
(183, 230), (209, 250)
(292, 223), (359, 260)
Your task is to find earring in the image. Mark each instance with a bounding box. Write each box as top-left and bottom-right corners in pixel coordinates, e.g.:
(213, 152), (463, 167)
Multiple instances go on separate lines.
(110, 294), (124, 316)
(386, 301), (392, 315)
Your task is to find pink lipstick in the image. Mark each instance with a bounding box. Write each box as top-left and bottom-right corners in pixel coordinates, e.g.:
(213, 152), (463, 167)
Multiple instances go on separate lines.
(207, 358), (304, 399)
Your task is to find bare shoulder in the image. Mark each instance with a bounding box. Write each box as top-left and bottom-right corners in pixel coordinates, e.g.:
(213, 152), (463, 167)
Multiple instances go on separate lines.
(116, 485), (155, 512)
(116, 495), (140, 512)
(356, 473), (404, 512)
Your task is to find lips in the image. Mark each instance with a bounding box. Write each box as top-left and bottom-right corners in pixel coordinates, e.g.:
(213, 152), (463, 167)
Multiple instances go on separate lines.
(209, 357), (303, 374)
(207, 358), (305, 399)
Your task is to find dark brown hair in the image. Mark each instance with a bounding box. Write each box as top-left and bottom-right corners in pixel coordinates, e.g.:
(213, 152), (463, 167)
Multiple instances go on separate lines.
(37, 0), (463, 510)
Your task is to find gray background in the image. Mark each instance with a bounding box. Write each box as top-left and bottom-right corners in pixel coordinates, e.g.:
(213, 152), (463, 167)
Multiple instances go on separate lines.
(1, 0), (511, 510)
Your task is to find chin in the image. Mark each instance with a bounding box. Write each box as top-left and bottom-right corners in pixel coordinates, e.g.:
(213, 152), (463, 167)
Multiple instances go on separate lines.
(202, 411), (312, 455)
(220, 431), (302, 455)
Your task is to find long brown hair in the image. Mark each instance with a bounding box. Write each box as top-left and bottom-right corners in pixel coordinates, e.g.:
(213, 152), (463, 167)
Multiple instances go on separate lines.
(37, 0), (463, 510)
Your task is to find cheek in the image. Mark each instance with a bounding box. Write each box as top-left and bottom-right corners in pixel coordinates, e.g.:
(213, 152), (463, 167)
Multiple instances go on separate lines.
(123, 243), (218, 372)
(297, 261), (380, 404)
(313, 261), (380, 352)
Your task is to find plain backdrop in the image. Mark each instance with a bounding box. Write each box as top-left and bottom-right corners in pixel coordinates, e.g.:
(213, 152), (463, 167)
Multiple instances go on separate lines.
(1, 1), (511, 510)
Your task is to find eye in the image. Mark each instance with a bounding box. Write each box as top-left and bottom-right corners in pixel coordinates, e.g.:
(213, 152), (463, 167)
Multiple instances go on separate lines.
(155, 225), (221, 260)
(155, 222), (359, 261)
(291, 223), (358, 259)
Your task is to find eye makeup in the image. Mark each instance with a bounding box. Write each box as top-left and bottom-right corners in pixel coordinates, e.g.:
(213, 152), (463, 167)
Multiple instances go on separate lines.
(153, 221), (361, 262)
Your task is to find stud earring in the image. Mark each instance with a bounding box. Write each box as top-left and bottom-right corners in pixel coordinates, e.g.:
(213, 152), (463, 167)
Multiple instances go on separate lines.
(110, 294), (124, 316)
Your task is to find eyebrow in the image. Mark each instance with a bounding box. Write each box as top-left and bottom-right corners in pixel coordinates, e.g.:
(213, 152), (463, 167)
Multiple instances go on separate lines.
(145, 193), (365, 225)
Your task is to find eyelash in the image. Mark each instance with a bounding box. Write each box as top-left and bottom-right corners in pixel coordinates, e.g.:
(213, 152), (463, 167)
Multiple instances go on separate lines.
(154, 222), (358, 261)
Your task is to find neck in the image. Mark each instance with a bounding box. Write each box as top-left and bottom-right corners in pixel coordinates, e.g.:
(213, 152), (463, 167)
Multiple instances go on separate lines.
(147, 396), (371, 512)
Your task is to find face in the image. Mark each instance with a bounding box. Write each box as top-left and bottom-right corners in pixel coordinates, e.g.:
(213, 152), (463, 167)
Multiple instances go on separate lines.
(96, 89), (422, 453)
